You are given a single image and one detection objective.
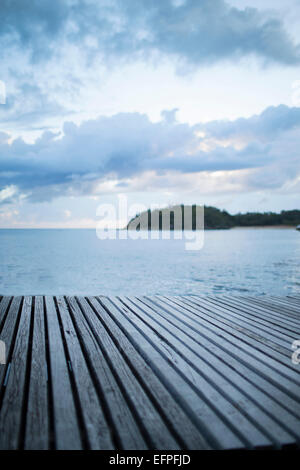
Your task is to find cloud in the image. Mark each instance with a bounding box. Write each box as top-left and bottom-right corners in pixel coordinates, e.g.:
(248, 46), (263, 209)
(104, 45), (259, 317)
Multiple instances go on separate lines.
(0, 0), (299, 67)
(201, 104), (300, 141)
(0, 0), (69, 61)
(1, 0), (299, 134)
(0, 104), (300, 203)
(0, 185), (18, 204)
(0, 81), (69, 129)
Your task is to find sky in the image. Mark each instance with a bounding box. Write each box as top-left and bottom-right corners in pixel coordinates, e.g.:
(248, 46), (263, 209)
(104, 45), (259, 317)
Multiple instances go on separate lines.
(1, 0), (300, 228)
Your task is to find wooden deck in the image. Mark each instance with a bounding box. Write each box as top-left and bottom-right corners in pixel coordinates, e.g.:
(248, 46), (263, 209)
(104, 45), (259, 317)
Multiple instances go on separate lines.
(0, 294), (300, 450)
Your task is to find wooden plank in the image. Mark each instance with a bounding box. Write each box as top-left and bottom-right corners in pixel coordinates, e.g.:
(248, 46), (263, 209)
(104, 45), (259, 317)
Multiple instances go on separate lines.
(0, 297), (23, 389)
(45, 296), (82, 450)
(245, 297), (300, 320)
(164, 296), (300, 389)
(56, 296), (114, 450)
(236, 295), (300, 322)
(0, 297), (12, 329)
(66, 296), (147, 450)
(100, 296), (254, 450)
(217, 296), (300, 331)
(87, 296), (211, 450)
(255, 297), (300, 317)
(122, 296), (297, 448)
(182, 296), (298, 369)
(272, 295), (300, 307)
(213, 295), (300, 336)
(201, 296), (299, 351)
(0, 297), (32, 450)
(138, 296), (300, 443)
(287, 294), (300, 303)
(76, 296), (180, 450)
(257, 296), (300, 320)
(145, 296), (300, 420)
(179, 295), (300, 376)
(0, 295), (299, 450)
(219, 295), (300, 332)
(24, 296), (49, 450)
(194, 297), (293, 353)
(269, 296), (300, 314)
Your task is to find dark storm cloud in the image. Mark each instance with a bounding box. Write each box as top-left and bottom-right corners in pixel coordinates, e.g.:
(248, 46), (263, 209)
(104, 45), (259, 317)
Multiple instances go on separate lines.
(0, 105), (300, 202)
(0, 0), (299, 65)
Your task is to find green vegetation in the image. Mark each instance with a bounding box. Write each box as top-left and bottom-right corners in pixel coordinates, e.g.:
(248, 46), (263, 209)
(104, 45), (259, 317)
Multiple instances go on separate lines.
(233, 210), (300, 227)
(127, 206), (300, 230)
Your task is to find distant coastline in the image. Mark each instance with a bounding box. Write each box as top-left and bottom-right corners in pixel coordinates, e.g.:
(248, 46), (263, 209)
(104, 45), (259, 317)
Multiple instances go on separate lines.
(231, 225), (295, 229)
(127, 206), (300, 230)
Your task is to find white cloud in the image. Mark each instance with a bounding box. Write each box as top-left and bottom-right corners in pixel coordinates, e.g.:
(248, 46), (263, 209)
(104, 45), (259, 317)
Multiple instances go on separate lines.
(0, 185), (18, 203)
(0, 104), (300, 207)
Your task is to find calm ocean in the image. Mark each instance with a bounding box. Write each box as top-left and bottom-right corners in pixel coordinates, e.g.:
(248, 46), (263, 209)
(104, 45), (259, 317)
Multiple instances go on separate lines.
(0, 228), (299, 296)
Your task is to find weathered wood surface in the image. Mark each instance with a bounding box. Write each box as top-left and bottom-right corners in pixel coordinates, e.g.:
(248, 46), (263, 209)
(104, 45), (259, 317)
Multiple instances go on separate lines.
(0, 294), (299, 450)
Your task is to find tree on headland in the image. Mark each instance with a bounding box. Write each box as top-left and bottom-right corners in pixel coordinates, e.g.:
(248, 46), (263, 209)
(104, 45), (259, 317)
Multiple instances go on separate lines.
(127, 206), (300, 230)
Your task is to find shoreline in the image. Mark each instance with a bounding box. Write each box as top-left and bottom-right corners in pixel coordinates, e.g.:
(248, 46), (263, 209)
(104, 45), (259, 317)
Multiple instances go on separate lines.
(231, 225), (296, 229)
(0, 225), (298, 230)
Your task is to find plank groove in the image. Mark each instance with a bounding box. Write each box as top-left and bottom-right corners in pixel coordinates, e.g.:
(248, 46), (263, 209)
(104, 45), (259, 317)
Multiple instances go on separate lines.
(66, 296), (147, 450)
(44, 296), (82, 450)
(120, 296), (294, 447)
(56, 296), (115, 450)
(0, 297), (32, 450)
(0, 294), (299, 450)
(77, 296), (181, 450)
(24, 296), (49, 450)
(88, 296), (210, 450)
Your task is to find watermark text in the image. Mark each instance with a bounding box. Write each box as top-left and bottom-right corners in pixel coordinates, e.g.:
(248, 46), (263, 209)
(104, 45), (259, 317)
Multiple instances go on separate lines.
(96, 196), (204, 251)
(292, 340), (300, 365)
(0, 80), (6, 104)
(0, 340), (6, 365)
